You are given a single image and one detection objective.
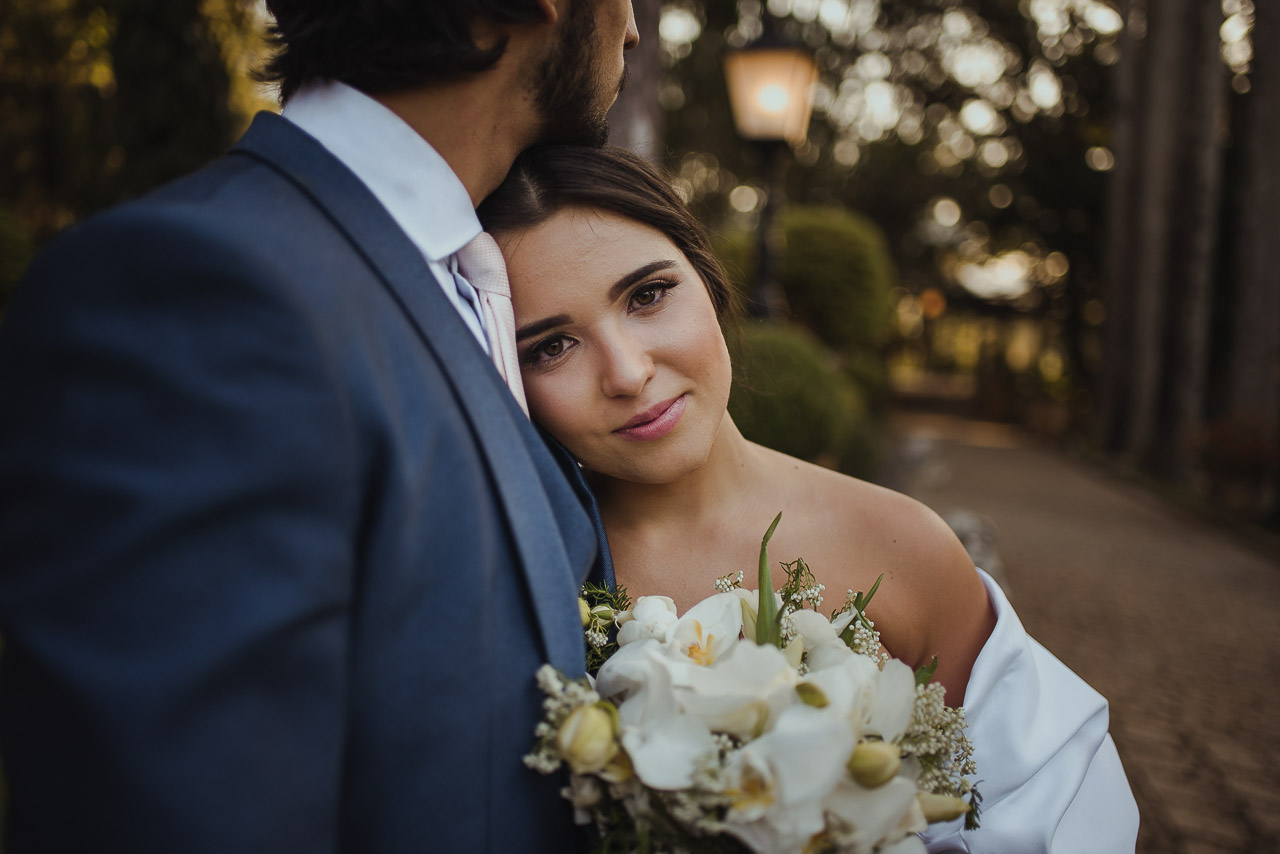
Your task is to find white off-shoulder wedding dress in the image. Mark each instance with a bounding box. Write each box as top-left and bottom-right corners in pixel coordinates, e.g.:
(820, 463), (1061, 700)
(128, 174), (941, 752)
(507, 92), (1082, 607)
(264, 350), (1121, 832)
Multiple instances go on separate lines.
(920, 570), (1140, 853)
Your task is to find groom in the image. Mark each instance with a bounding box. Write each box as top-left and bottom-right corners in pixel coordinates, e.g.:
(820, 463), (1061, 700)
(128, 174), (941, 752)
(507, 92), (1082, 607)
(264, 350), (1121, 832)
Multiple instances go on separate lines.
(0, 1), (636, 851)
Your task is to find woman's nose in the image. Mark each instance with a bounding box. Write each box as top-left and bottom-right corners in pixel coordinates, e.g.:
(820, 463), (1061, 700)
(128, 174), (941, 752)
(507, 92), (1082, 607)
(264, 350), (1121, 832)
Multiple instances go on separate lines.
(599, 333), (654, 398)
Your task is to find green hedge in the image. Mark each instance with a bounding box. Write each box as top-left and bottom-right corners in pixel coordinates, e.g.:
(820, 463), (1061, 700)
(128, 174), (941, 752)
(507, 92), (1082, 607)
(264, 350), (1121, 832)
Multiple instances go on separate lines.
(728, 322), (867, 471)
(776, 206), (896, 357)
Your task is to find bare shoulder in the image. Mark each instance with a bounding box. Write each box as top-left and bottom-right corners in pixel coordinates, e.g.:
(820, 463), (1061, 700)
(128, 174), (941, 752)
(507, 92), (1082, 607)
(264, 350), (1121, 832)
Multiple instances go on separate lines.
(758, 446), (995, 703)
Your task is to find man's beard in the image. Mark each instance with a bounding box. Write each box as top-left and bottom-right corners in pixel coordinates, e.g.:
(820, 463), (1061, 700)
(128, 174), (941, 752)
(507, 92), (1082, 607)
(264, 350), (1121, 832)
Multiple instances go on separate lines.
(532, 0), (627, 147)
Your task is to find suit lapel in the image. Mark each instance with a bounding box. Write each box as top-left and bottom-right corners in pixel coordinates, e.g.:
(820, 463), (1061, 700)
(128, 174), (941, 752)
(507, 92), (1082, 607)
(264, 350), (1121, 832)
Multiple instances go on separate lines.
(231, 112), (588, 673)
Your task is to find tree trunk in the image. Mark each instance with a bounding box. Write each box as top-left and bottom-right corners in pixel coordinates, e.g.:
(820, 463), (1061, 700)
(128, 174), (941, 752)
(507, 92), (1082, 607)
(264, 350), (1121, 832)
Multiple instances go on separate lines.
(1123, 0), (1195, 463)
(1155, 0), (1228, 482)
(1224, 1), (1280, 521)
(1098, 0), (1146, 452)
(607, 0), (663, 160)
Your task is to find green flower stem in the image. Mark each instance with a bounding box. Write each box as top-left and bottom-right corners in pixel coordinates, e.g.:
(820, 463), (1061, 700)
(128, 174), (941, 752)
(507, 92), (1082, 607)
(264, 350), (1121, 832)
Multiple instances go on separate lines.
(755, 511), (783, 647)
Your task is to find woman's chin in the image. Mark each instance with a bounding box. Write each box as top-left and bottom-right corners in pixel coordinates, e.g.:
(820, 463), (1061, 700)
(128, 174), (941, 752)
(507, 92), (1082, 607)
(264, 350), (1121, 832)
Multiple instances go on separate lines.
(586, 444), (713, 486)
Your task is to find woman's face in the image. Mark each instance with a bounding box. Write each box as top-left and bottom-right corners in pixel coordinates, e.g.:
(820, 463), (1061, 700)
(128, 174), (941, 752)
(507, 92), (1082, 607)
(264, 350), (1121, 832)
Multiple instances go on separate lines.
(498, 206), (732, 484)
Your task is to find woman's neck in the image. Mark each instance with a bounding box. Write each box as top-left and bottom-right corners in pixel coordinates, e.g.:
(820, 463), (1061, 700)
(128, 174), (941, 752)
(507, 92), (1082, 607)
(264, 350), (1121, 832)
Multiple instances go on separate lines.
(590, 414), (760, 536)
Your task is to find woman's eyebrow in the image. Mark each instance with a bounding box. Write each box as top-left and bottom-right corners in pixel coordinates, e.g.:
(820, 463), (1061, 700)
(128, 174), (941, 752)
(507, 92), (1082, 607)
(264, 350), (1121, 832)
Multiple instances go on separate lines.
(607, 260), (679, 302)
(516, 314), (571, 342)
(516, 260), (681, 342)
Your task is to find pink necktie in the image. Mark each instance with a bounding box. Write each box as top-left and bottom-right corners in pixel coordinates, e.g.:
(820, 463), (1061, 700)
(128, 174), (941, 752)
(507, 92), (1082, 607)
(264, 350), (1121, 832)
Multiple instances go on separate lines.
(455, 232), (529, 416)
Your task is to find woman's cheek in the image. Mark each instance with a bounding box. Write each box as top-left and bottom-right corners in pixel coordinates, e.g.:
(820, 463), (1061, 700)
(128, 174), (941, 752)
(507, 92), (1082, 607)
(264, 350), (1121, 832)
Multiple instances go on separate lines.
(526, 366), (595, 446)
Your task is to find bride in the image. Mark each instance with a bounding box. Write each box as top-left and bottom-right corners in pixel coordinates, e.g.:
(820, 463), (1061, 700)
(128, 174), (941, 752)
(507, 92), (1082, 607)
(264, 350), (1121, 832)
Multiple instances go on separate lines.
(479, 145), (1139, 852)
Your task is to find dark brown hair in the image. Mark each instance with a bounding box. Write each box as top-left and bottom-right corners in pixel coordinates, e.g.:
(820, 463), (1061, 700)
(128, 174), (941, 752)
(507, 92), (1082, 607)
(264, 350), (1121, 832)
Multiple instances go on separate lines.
(260, 0), (544, 102)
(478, 145), (739, 321)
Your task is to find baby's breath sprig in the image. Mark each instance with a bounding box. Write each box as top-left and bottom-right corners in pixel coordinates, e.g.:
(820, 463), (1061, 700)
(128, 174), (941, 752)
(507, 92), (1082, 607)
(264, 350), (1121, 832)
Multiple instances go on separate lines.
(831, 574), (887, 661)
(777, 556), (826, 611)
(900, 680), (979, 820)
(713, 570), (744, 593)
(523, 665), (602, 774)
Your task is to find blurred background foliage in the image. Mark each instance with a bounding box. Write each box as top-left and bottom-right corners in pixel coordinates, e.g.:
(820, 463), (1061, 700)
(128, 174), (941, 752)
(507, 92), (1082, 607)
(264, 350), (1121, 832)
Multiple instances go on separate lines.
(0, 0), (1275, 523)
(628, 0), (1275, 525)
(0, 0), (272, 304)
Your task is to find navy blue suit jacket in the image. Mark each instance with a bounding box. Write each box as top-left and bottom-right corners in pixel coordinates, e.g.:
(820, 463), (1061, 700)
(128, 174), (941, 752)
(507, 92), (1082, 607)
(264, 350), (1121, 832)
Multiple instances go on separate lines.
(0, 113), (601, 852)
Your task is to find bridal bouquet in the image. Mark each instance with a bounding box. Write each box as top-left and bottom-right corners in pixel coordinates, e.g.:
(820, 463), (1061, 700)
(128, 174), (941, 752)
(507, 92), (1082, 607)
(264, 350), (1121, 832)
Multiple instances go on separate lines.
(527, 514), (979, 854)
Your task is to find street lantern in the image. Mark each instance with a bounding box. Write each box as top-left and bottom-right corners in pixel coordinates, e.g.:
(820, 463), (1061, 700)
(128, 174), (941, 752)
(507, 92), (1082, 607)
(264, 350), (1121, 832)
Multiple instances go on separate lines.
(723, 40), (818, 146)
(723, 27), (817, 319)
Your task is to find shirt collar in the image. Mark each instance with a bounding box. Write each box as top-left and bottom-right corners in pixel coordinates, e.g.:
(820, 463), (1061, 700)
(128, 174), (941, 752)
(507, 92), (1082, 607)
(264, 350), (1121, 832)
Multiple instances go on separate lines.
(281, 80), (480, 262)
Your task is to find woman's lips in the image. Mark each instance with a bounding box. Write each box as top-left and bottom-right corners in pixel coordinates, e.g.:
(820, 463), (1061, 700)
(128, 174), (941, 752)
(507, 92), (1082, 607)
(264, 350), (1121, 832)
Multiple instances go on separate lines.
(614, 394), (687, 441)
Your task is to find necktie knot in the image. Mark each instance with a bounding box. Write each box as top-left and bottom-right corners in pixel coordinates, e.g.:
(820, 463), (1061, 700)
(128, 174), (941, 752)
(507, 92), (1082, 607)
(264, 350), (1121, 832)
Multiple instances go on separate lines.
(456, 232), (510, 298)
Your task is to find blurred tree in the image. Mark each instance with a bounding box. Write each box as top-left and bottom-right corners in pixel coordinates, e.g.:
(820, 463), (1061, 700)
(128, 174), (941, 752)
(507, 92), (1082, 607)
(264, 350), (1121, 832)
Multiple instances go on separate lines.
(1219, 0), (1277, 521)
(0, 0), (256, 248)
(1098, 0), (1224, 478)
(658, 0), (1124, 409)
(1099, 0), (1276, 521)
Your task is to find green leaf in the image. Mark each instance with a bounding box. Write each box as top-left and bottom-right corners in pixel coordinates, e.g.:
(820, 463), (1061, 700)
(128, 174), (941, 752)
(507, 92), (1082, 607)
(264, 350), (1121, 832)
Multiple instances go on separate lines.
(860, 573), (882, 609)
(755, 511), (783, 647)
(853, 572), (884, 631)
(914, 656), (939, 687)
(965, 785), (984, 830)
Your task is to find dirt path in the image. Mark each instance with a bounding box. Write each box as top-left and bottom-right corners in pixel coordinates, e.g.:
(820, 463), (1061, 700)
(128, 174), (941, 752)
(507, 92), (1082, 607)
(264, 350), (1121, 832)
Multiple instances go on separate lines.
(887, 413), (1280, 854)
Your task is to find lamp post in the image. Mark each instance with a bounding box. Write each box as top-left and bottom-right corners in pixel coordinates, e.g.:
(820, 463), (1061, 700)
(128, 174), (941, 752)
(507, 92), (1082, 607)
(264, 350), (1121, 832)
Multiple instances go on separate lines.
(723, 23), (818, 320)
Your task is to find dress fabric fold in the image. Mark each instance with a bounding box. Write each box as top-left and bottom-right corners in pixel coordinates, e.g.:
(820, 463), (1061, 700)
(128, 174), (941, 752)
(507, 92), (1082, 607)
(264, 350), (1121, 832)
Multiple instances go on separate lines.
(921, 569), (1139, 854)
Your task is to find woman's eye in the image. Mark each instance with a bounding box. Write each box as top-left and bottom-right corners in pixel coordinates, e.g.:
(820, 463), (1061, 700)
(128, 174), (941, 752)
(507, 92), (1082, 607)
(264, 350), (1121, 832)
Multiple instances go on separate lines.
(526, 335), (573, 366)
(630, 281), (674, 310)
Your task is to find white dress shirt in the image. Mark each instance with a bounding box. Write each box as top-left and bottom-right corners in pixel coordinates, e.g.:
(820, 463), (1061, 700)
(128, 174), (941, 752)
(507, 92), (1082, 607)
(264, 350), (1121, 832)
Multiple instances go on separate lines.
(281, 80), (489, 352)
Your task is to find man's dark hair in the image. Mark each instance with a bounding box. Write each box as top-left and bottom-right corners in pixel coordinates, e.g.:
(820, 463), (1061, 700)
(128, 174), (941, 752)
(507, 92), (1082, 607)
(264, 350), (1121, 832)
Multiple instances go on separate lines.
(261, 0), (544, 102)
(478, 145), (739, 322)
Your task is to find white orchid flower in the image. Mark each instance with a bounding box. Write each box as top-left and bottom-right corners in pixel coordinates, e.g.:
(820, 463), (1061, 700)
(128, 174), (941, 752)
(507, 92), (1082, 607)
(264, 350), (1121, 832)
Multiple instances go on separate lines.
(594, 640), (717, 791)
(823, 776), (923, 850)
(800, 652), (916, 745)
(806, 635), (859, 672)
(615, 595), (678, 646)
(722, 704), (857, 851)
(674, 641), (797, 738)
(867, 659), (917, 744)
(798, 647), (880, 735)
(789, 608), (840, 654)
(666, 592), (743, 667)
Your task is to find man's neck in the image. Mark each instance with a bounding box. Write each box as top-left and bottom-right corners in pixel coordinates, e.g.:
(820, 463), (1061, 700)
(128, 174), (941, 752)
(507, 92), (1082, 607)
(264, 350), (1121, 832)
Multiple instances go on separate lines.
(373, 71), (540, 209)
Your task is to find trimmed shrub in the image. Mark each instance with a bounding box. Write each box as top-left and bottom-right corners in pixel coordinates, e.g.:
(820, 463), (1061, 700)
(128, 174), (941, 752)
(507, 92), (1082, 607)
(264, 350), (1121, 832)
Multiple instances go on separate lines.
(728, 322), (862, 467)
(777, 205), (896, 356)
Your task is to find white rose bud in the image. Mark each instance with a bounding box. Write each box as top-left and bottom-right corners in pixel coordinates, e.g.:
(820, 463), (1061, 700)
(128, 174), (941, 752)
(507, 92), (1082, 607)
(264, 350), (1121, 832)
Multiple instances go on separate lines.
(847, 741), (902, 788)
(917, 792), (971, 823)
(556, 705), (618, 775)
(578, 598), (591, 628)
